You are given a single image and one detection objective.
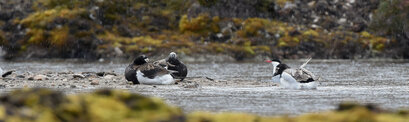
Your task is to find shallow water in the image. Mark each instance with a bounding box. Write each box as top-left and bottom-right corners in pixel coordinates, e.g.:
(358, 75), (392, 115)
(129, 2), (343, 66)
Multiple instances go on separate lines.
(1, 60), (409, 115)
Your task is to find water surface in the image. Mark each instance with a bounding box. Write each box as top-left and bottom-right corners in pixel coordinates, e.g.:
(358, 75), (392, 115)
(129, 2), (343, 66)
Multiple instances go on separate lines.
(1, 60), (408, 115)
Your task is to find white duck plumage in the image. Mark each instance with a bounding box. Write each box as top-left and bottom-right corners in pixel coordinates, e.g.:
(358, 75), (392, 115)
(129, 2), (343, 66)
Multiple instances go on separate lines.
(136, 70), (175, 85)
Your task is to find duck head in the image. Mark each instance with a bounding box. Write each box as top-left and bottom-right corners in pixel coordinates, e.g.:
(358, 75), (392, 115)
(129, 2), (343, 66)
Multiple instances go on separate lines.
(265, 59), (281, 75)
(133, 55), (149, 65)
(167, 52), (180, 65)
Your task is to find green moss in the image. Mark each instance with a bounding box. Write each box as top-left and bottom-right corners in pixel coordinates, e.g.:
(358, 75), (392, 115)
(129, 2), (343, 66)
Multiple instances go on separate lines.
(198, 0), (219, 7)
(274, 0), (294, 6)
(27, 29), (45, 45)
(302, 29), (319, 37)
(238, 18), (269, 37)
(179, 14), (220, 36)
(20, 8), (86, 28)
(0, 88), (182, 122)
(1, 89), (409, 122)
(49, 26), (69, 47)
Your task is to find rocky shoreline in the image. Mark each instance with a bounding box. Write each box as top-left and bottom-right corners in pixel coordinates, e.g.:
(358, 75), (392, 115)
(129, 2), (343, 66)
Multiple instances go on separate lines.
(0, 70), (275, 91)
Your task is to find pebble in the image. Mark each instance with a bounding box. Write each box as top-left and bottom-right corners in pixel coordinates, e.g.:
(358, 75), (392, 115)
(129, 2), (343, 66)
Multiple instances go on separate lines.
(182, 82), (200, 88)
(70, 85), (76, 88)
(33, 75), (47, 80)
(16, 75), (25, 78)
(308, 1), (316, 7)
(338, 18), (347, 24)
(90, 80), (99, 85)
(73, 74), (85, 78)
(96, 72), (105, 76)
(2, 71), (14, 78)
(103, 75), (115, 79)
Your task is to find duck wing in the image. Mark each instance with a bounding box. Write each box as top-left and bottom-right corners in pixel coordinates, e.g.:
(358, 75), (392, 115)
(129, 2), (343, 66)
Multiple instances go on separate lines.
(139, 63), (169, 79)
(153, 59), (168, 68)
(125, 64), (139, 84)
(168, 62), (188, 80)
(293, 67), (316, 83)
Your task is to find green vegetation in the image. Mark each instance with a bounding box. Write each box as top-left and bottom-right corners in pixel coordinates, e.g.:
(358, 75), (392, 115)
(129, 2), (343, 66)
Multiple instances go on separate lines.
(1, 88), (409, 122)
(0, 88), (182, 121)
(0, 0), (404, 59)
(369, 0), (409, 58)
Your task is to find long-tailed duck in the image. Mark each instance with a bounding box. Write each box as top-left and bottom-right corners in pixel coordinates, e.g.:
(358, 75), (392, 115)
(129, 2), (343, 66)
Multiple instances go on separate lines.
(137, 61), (175, 85)
(124, 55), (149, 84)
(154, 52), (188, 81)
(266, 58), (318, 89)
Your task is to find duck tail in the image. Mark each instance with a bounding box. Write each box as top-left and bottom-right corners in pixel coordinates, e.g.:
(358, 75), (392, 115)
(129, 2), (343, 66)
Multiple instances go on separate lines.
(300, 58), (312, 68)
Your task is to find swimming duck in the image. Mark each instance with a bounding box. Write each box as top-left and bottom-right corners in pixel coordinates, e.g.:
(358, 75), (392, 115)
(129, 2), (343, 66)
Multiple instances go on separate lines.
(266, 58), (318, 89)
(124, 55), (148, 84)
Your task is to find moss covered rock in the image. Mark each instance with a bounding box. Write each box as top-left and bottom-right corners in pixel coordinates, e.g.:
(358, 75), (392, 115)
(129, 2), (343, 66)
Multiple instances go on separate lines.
(0, 88), (183, 122)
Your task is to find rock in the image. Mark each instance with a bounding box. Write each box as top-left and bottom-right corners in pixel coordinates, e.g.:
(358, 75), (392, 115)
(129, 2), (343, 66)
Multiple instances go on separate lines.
(338, 18), (347, 24)
(73, 74), (85, 78)
(205, 77), (214, 81)
(283, 2), (296, 10)
(307, 1), (316, 7)
(114, 47), (123, 56)
(62, 78), (68, 82)
(310, 24), (320, 28)
(28, 77), (34, 80)
(96, 72), (105, 76)
(103, 75), (115, 79)
(16, 75), (25, 78)
(181, 82), (200, 88)
(33, 75), (47, 80)
(90, 80), (99, 85)
(2, 70), (14, 77)
(70, 85), (76, 88)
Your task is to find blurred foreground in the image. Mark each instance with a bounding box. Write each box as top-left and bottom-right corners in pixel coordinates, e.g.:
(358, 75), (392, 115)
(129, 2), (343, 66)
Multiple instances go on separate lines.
(0, 88), (408, 122)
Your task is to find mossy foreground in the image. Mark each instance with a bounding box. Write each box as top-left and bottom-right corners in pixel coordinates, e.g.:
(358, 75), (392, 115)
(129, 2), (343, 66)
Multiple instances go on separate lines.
(0, 88), (408, 122)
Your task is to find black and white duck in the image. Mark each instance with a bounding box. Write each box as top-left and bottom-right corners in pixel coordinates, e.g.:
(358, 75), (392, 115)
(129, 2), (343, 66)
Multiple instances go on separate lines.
(266, 58), (318, 89)
(154, 52), (188, 81)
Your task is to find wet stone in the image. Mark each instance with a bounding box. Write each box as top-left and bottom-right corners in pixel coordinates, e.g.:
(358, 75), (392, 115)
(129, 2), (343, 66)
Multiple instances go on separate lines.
(90, 80), (99, 85)
(16, 75), (25, 78)
(103, 75), (115, 79)
(73, 74), (85, 78)
(28, 77), (34, 80)
(33, 75), (47, 80)
(96, 72), (105, 76)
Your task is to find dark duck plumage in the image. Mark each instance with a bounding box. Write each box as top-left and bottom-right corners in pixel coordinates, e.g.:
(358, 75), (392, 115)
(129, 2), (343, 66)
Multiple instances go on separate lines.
(125, 55), (149, 84)
(154, 52), (188, 81)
